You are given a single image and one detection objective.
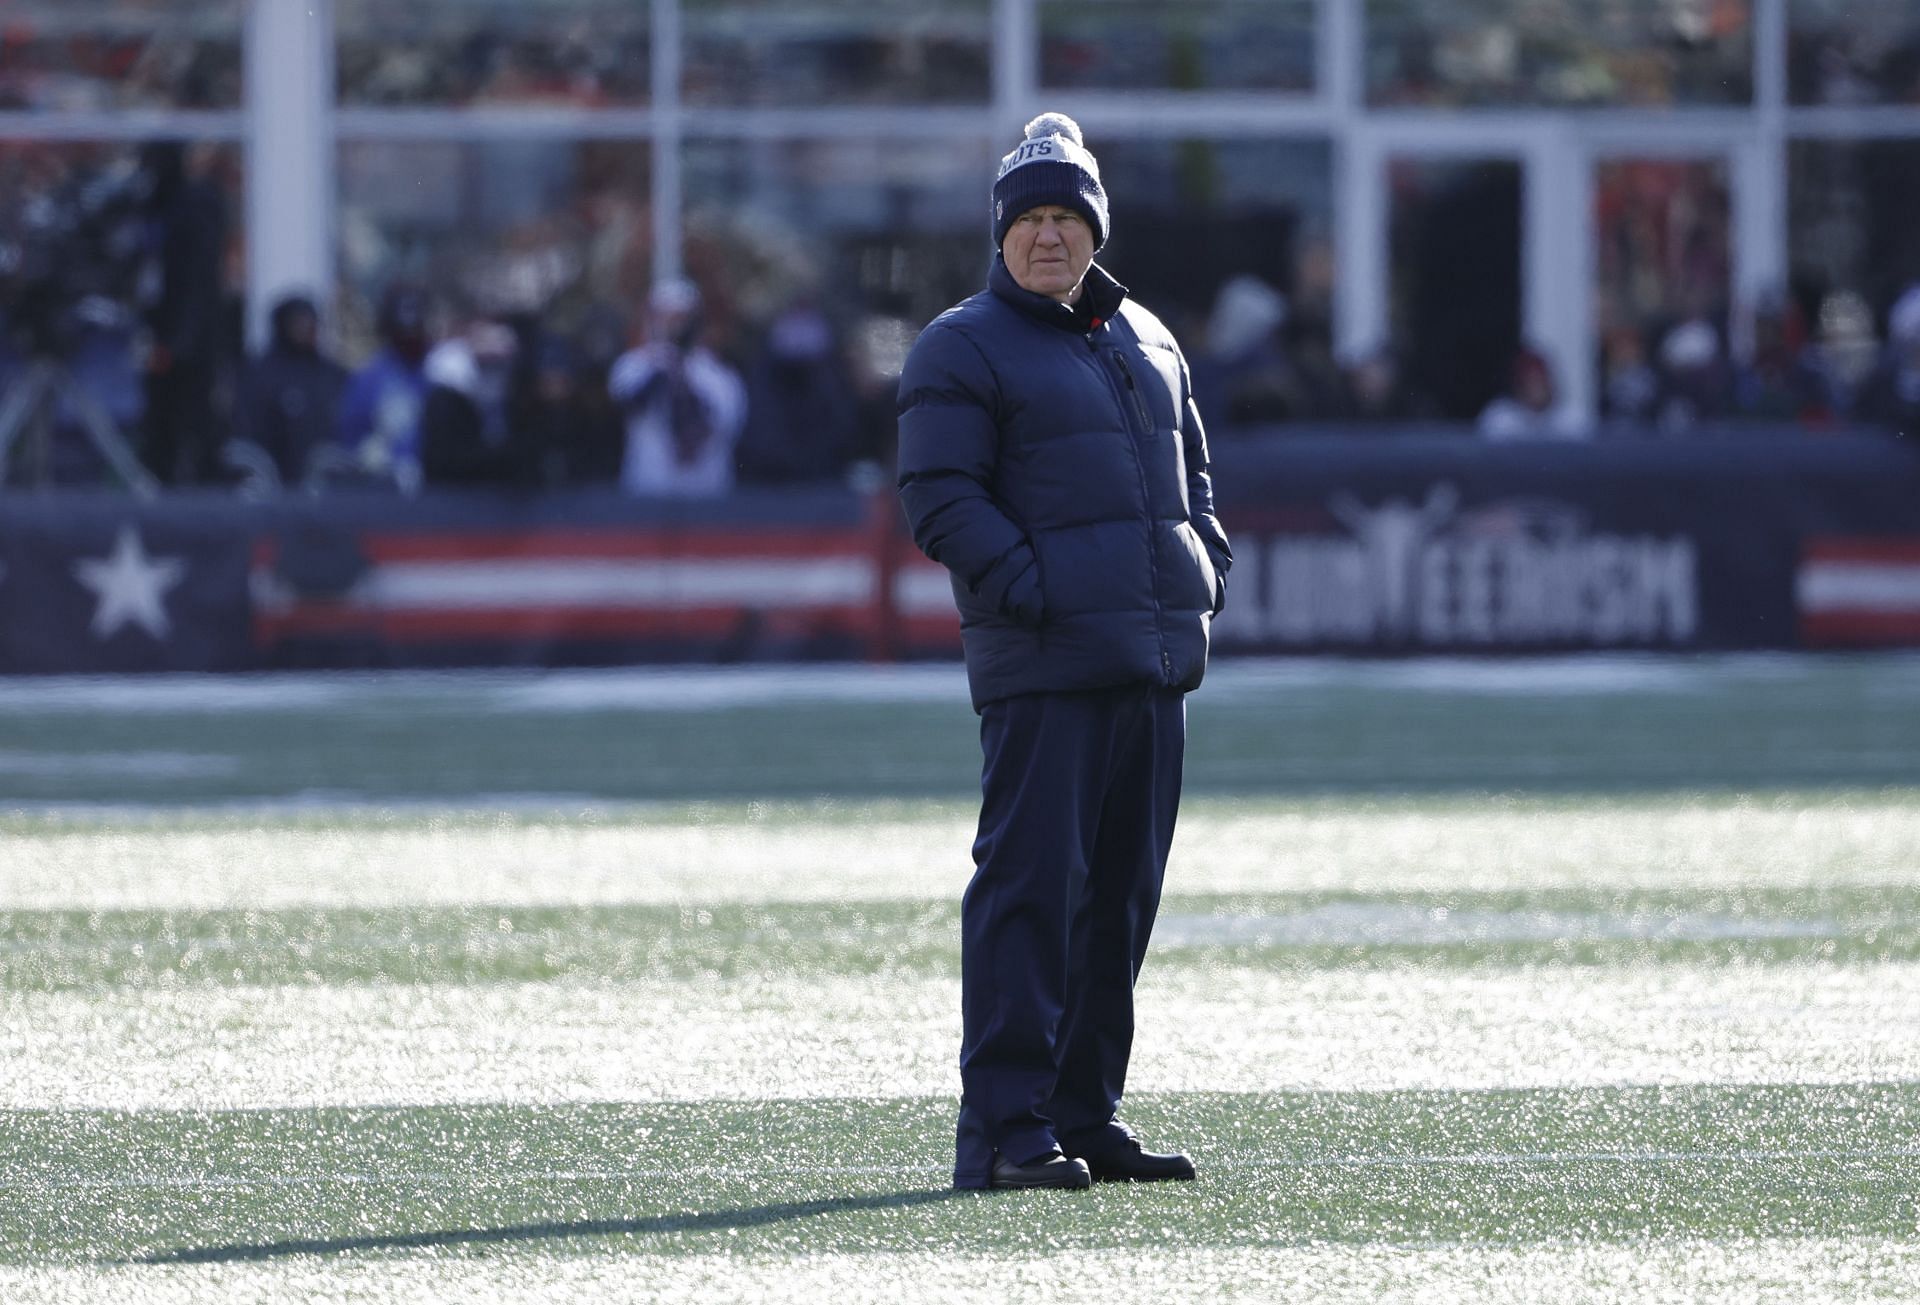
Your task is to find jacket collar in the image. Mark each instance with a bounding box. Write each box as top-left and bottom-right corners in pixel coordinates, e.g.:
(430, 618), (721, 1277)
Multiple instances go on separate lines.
(989, 256), (1129, 333)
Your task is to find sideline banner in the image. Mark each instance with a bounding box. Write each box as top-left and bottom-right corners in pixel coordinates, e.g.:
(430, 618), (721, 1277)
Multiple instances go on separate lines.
(1203, 434), (1920, 653)
(0, 499), (257, 674)
(3, 432), (1919, 672)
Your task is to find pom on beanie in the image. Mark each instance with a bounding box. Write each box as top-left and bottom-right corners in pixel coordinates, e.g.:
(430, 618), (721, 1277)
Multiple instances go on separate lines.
(1022, 112), (1083, 147)
(992, 111), (1109, 252)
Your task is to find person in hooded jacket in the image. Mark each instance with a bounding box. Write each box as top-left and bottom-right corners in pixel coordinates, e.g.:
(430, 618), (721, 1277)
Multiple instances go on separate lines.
(230, 293), (347, 488)
(418, 313), (540, 488)
(736, 300), (859, 485)
(897, 112), (1231, 1193)
(338, 282), (434, 492)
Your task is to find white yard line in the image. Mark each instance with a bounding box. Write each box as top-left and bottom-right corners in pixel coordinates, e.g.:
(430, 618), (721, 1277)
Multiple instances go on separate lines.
(7, 800), (1920, 912)
(5, 964), (1918, 1111)
(7, 1239), (1920, 1305)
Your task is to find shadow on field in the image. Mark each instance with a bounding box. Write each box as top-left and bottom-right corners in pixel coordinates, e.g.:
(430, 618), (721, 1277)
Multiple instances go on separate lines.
(133, 1187), (969, 1264)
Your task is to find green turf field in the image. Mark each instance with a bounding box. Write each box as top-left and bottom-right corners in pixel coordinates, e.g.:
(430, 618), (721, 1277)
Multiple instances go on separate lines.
(4, 657), (1919, 1302)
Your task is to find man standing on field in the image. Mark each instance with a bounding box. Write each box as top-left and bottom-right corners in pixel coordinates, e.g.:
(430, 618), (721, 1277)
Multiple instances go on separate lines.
(896, 112), (1232, 1191)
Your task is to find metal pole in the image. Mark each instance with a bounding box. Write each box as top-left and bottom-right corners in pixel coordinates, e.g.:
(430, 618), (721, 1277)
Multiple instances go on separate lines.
(1734, 0), (1790, 358)
(244, 0), (335, 348)
(651, 0), (683, 288)
(1326, 0), (1382, 361)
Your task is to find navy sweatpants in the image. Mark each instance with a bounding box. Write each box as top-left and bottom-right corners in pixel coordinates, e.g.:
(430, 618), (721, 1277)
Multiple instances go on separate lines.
(952, 683), (1186, 1188)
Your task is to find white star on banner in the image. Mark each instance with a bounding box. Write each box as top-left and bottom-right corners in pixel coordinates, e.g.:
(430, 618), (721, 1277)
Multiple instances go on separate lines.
(72, 526), (187, 641)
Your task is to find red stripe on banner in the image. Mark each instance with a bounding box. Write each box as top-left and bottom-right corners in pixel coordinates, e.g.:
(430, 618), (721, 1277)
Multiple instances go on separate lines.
(1803, 537), (1920, 565)
(1802, 610), (1920, 646)
(896, 614), (964, 647)
(359, 530), (871, 564)
(250, 597), (383, 647)
(256, 604), (878, 644)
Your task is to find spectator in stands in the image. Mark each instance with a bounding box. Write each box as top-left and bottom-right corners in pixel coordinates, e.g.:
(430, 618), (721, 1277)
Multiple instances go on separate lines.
(1479, 344), (1579, 439)
(1853, 285), (1920, 439)
(1192, 274), (1291, 428)
(1654, 317), (1735, 434)
(846, 311), (915, 476)
(1600, 326), (1660, 424)
(418, 312), (538, 488)
(1809, 290), (1881, 415)
(562, 300), (633, 485)
(1345, 343), (1437, 425)
(1731, 295), (1836, 426)
(1280, 310), (1356, 422)
(736, 299), (857, 485)
(138, 142), (229, 486)
(229, 292), (347, 490)
(338, 282), (434, 493)
(518, 332), (618, 488)
(608, 278), (747, 497)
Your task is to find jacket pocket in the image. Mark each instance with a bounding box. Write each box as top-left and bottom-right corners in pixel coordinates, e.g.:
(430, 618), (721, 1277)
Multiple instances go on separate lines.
(1172, 520), (1222, 614)
(1003, 538), (1046, 627)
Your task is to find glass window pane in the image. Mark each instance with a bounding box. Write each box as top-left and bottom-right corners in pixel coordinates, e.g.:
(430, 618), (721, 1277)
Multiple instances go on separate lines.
(1390, 158), (1522, 420)
(336, 140), (651, 358)
(1789, 140), (1920, 369)
(0, 141), (244, 485)
(682, 136), (993, 332)
(683, 0), (991, 106)
(0, 1), (243, 111)
(336, 0), (650, 108)
(1788, 1), (1920, 105)
(1366, 0), (1753, 108)
(1039, 0), (1316, 93)
(682, 136), (995, 482)
(1097, 136), (1332, 332)
(1594, 159), (1731, 424)
(1090, 138), (1336, 424)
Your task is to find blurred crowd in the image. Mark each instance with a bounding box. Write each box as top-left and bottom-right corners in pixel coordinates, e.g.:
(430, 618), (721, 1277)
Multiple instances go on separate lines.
(1188, 271), (1920, 441)
(0, 141), (910, 495)
(142, 274), (907, 497)
(1365, 0), (1754, 108)
(9, 138), (1920, 499)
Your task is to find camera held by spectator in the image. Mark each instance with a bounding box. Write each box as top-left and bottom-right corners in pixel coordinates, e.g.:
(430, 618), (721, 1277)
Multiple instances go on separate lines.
(607, 278), (747, 498)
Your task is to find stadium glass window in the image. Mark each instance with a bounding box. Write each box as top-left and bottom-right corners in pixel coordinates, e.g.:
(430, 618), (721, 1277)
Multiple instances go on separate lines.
(1364, 0), (1753, 108)
(1787, 0), (1920, 105)
(0, 0), (243, 112)
(681, 0), (992, 107)
(0, 140), (243, 479)
(1788, 139), (1920, 362)
(335, 0), (650, 108)
(680, 135), (995, 343)
(336, 139), (650, 361)
(1595, 158), (1731, 334)
(1593, 159), (1731, 420)
(1389, 158), (1521, 420)
(1037, 0), (1317, 93)
(1092, 137), (1334, 353)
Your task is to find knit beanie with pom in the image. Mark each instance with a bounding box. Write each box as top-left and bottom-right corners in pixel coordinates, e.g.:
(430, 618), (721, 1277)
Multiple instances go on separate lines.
(991, 112), (1109, 252)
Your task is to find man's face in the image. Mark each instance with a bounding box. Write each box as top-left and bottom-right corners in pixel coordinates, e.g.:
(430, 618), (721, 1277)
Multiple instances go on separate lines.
(1003, 205), (1095, 304)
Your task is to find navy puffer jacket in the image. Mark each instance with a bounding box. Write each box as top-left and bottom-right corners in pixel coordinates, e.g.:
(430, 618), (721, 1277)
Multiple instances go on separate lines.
(897, 258), (1232, 710)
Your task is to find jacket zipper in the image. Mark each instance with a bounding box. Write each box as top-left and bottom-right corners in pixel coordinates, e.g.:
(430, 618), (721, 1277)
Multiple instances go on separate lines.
(1089, 329), (1172, 683)
(1113, 353), (1152, 433)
